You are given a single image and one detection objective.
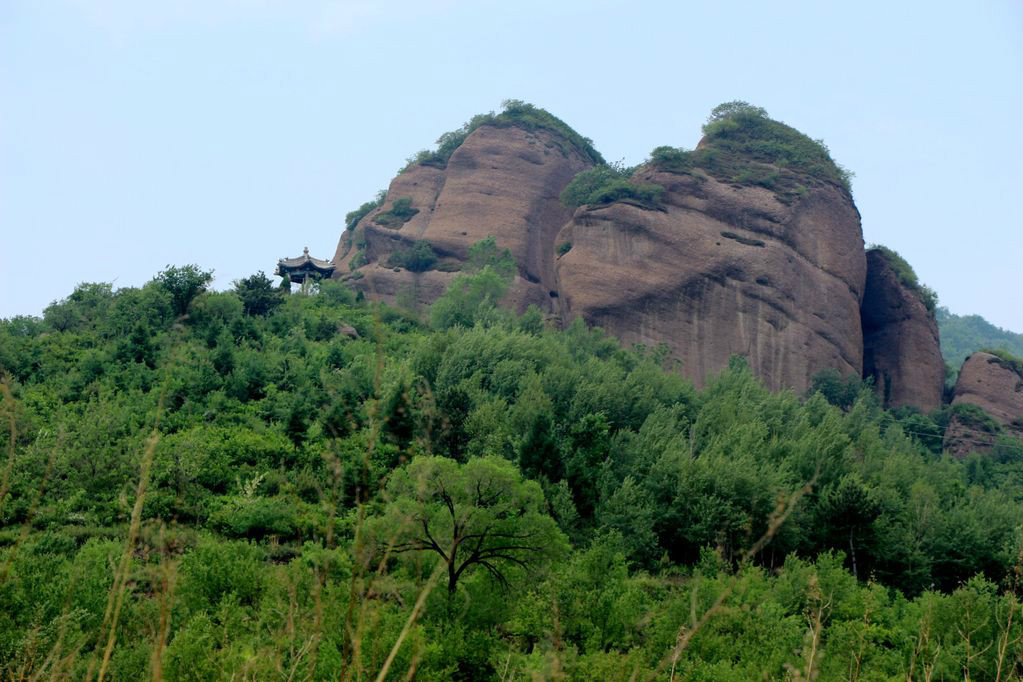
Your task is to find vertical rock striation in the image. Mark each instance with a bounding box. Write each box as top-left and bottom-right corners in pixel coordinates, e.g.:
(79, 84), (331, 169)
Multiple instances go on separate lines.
(554, 166), (865, 393)
(860, 249), (944, 411)
(328, 103), (961, 405)
(334, 123), (594, 312)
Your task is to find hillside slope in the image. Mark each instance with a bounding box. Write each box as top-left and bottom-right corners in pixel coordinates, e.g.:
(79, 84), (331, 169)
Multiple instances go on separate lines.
(938, 305), (1023, 370)
(1, 269), (1022, 679)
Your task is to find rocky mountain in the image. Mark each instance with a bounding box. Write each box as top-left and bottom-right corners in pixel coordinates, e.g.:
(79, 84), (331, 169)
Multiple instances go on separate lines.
(334, 103), (599, 313)
(332, 101), (947, 403)
(554, 160), (864, 393)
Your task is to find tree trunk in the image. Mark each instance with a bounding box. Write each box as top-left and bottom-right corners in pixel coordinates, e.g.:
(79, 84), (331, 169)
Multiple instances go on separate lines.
(849, 527), (858, 579)
(447, 561), (457, 596)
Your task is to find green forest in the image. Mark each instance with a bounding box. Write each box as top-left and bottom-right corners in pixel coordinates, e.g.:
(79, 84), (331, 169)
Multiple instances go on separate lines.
(938, 307), (1023, 379)
(1, 258), (1022, 681)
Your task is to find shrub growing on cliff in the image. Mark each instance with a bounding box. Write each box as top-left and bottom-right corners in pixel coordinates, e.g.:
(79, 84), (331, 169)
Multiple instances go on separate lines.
(951, 402), (1003, 434)
(386, 240), (437, 272)
(373, 197), (419, 228)
(349, 249), (368, 271)
(344, 189), (387, 230)
(980, 347), (1023, 379)
(465, 236), (516, 277)
(868, 245), (938, 313)
(696, 100), (854, 196)
(809, 368), (869, 410)
(561, 164), (664, 209)
(649, 145), (695, 173)
(404, 100), (604, 171)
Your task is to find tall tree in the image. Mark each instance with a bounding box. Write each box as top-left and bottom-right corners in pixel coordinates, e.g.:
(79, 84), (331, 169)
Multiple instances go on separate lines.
(233, 272), (284, 316)
(371, 456), (567, 596)
(153, 264), (214, 316)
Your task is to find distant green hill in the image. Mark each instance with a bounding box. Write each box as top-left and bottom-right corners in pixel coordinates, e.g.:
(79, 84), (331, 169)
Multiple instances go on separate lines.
(936, 306), (1023, 371)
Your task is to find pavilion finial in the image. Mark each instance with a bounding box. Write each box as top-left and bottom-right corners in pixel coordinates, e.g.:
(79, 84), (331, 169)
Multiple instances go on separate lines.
(303, 246), (310, 257)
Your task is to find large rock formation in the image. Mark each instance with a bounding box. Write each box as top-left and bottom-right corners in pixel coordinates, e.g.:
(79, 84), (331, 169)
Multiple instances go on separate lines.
(330, 103), (959, 402)
(554, 166), (865, 393)
(334, 123), (594, 312)
(943, 351), (1023, 457)
(860, 249), (944, 411)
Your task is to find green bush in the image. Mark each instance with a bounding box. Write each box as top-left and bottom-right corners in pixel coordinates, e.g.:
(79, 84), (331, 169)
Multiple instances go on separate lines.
(151, 264), (214, 316)
(209, 495), (307, 540)
(465, 236), (515, 276)
(178, 537), (267, 611)
(557, 241), (572, 256)
(648, 145), (695, 173)
(344, 189), (386, 230)
(386, 240), (437, 272)
(809, 368), (867, 410)
(233, 272), (284, 316)
(349, 249), (368, 271)
(561, 165), (664, 209)
(373, 197), (419, 228)
(656, 101), (855, 202)
(868, 245), (938, 312)
(404, 99), (604, 171)
(980, 347), (1023, 379)
(951, 402), (1002, 434)
(429, 266), (510, 329)
(162, 614), (220, 682)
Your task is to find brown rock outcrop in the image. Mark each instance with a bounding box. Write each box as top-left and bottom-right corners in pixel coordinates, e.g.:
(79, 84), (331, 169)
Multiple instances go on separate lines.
(943, 352), (1023, 457)
(334, 124), (594, 311)
(554, 167), (866, 392)
(326, 106), (896, 397)
(860, 249), (944, 411)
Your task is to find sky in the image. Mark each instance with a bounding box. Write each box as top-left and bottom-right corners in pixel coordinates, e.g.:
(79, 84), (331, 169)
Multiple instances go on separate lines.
(1, 0), (1021, 331)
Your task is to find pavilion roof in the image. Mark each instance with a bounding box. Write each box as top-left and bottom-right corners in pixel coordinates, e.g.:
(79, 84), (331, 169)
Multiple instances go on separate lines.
(275, 247), (335, 276)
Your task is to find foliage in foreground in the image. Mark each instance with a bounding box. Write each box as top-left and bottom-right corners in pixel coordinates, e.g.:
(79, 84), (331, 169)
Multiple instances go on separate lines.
(1, 263), (1022, 680)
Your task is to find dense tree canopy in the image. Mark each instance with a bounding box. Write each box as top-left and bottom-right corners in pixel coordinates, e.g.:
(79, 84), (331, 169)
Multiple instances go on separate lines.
(0, 255), (1021, 680)
(372, 456), (567, 596)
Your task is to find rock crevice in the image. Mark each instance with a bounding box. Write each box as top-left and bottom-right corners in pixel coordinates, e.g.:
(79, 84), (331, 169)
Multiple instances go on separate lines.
(860, 249), (944, 412)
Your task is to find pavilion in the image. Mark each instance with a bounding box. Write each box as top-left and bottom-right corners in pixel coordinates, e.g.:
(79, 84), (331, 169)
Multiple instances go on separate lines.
(275, 247), (335, 290)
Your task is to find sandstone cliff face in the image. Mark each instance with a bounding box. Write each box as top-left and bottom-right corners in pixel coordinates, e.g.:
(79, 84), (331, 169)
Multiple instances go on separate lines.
(334, 124), (594, 312)
(860, 249), (944, 412)
(553, 167), (866, 392)
(943, 352), (1023, 457)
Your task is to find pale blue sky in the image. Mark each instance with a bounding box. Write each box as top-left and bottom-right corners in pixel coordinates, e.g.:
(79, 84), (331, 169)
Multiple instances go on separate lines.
(2, 0), (1021, 330)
